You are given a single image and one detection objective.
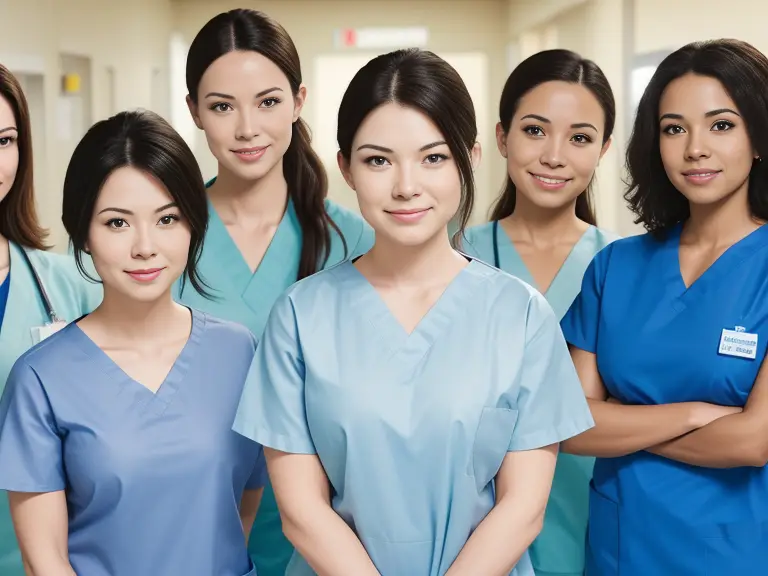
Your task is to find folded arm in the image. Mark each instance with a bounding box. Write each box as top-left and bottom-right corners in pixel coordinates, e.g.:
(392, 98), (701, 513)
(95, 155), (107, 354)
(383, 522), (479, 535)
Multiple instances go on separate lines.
(8, 491), (76, 576)
(561, 347), (737, 457)
(265, 449), (380, 576)
(446, 444), (558, 575)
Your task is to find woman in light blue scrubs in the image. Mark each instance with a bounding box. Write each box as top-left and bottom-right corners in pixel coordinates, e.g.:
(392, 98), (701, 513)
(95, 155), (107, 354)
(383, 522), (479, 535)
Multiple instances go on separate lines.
(462, 50), (617, 576)
(177, 12), (373, 573)
(561, 39), (768, 575)
(0, 63), (102, 576)
(233, 48), (595, 576)
(0, 110), (265, 576)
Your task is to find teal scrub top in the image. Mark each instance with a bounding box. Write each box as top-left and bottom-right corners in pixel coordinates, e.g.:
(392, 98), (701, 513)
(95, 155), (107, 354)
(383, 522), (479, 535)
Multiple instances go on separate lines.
(462, 221), (618, 576)
(0, 242), (103, 576)
(174, 193), (374, 576)
(232, 258), (595, 575)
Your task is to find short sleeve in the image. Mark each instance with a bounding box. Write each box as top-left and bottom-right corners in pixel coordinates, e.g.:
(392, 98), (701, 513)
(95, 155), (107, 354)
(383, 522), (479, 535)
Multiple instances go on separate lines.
(559, 244), (613, 354)
(232, 293), (316, 454)
(0, 360), (65, 492)
(508, 294), (595, 451)
(245, 445), (269, 489)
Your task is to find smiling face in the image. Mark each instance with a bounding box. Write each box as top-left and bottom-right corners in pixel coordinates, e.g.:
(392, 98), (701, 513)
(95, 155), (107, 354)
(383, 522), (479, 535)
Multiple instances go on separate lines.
(340, 103), (473, 247)
(658, 73), (755, 207)
(86, 167), (191, 304)
(187, 50), (305, 183)
(0, 94), (19, 205)
(499, 80), (610, 212)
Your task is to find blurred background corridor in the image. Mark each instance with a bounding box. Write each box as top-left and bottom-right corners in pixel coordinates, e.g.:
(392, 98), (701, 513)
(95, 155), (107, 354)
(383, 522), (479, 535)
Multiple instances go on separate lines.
(0, 0), (756, 250)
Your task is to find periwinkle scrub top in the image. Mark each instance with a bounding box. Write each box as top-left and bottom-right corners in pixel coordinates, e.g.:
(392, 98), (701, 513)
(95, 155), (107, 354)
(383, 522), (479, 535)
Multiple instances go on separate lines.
(462, 221), (618, 576)
(560, 224), (768, 575)
(173, 179), (375, 576)
(233, 257), (595, 576)
(0, 309), (267, 576)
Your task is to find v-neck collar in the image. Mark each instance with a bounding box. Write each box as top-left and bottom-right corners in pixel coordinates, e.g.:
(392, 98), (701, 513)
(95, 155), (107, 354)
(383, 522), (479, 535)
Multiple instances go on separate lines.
(495, 223), (596, 297)
(332, 259), (477, 377)
(69, 307), (205, 415)
(670, 222), (768, 301)
(204, 197), (302, 312)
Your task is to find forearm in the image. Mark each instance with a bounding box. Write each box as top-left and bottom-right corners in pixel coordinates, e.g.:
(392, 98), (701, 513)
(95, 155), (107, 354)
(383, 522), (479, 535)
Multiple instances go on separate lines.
(561, 400), (699, 457)
(283, 503), (380, 576)
(648, 413), (764, 468)
(446, 497), (543, 576)
(21, 552), (76, 576)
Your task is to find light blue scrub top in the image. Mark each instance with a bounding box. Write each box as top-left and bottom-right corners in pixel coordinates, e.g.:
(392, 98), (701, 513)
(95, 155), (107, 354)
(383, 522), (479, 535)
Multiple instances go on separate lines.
(174, 191), (374, 576)
(233, 258), (595, 575)
(463, 222), (618, 576)
(561, 223), (768, 575)
(0, 309), (266, 576)
(0, 242), (102, 576)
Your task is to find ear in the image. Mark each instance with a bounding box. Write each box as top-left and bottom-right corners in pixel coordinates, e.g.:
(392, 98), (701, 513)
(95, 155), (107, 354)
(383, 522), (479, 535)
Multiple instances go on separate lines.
(337, 150), (355, 191)
(598, 136), (613, 164)
(470, 141), (482, 170)
(293, 85), (307, 123)
(186, 95), (203, 130)
(495, 122), (507, 158)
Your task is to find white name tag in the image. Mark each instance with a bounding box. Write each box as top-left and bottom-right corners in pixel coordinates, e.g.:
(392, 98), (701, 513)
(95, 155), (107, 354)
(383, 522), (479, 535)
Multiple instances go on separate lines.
(719, 327), (758, 360)
(30, 321), (68, 345)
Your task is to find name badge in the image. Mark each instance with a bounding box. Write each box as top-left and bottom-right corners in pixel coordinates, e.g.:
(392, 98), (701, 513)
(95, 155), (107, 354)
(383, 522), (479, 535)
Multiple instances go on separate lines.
(30, 321), (68, 345)
(718, 326), (758, 360)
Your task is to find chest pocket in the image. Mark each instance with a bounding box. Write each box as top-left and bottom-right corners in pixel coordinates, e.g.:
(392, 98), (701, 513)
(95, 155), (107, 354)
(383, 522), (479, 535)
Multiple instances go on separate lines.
(469, 407), (518, 492)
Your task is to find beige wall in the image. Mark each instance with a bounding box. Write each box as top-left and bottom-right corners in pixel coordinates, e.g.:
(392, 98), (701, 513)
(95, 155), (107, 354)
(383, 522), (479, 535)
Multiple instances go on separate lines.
(171, 0), (509, 222)
(0, 0), (173, 250)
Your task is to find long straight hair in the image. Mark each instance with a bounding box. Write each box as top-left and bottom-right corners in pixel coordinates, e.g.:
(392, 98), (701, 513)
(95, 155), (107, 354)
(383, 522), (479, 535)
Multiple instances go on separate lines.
(0, 64), (48, 249)
(185, 9), (346, 280)
(490, 49), (615, 225)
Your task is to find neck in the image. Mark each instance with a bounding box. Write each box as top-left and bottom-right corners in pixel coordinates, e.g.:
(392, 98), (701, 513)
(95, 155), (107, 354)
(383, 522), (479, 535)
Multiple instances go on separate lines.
(208, 162), (288, 224)
(683, 182), (762, 245)
(504, 194), (588, 243)
(93, 288), (183, 341)
(364, 228), (463, 285)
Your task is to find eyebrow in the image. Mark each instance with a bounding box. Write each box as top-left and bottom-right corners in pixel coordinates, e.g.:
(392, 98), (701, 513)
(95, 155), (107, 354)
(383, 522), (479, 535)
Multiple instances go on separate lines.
(203, 87), (283, 100)
(0, 126), (17, 134)
(659, 108), (741, 122)
(519, 114), (598, 132)
(355, 141), (448, 153)
(97, 202), (178, 216)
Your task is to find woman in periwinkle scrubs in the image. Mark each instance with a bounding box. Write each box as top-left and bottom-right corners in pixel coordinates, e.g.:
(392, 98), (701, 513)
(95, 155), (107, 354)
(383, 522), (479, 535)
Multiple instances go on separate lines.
(0, 110), (265, 576)
(0, 63), (101, 576)
(233, 48), (595, 576)
(462, 49), (619, 576)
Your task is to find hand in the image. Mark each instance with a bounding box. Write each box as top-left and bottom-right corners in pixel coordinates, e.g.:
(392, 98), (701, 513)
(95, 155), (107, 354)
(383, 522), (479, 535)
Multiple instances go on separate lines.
(690, 402), (742, 428)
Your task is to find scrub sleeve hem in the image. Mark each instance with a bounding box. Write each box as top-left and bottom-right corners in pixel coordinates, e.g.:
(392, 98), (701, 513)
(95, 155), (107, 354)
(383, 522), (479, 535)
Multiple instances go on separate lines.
(532, 570), (584, 576)
(232, 424), (317, 455)
(560, 332), (596, 355)
(508, 417), (595, 452)
(0, 482), (66, 493)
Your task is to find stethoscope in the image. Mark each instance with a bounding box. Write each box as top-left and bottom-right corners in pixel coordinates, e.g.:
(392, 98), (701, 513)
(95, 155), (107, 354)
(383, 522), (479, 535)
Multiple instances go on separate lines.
(492, 220), (501, 268)
(20, 247), (62, 324)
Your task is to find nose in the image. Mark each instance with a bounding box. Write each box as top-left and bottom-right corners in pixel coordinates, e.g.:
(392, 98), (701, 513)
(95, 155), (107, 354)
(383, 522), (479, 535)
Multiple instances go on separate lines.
(393, 164), (421, 200)
(235, 108), (258, 141)
(539, 138), (566, 169)
(684, 129), (711, 161)
(131, 225), (158, 261)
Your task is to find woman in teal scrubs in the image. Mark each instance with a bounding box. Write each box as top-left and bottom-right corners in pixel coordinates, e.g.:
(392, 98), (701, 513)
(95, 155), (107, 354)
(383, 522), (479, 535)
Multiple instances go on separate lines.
(0, 64), (101, 575)
(176, 9), (373, 575)
(462, 50), (618, 576)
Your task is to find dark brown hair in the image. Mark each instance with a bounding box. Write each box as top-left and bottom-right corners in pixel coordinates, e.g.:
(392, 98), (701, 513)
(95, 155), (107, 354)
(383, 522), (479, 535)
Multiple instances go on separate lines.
(625, 39), (768, 234)
(337, 48), (477, 240)
(186, 8), (346, 280)
(0, 63), (48, 249)
(490, 49), (615, 225)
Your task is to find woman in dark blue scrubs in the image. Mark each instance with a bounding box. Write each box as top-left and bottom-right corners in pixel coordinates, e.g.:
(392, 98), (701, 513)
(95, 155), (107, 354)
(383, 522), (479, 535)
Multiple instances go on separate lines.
(560, 39), (768, 575)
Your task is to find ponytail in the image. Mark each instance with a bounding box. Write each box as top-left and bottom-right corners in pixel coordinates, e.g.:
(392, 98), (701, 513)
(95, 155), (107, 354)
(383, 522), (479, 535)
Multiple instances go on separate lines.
(284, 118), (347, 280)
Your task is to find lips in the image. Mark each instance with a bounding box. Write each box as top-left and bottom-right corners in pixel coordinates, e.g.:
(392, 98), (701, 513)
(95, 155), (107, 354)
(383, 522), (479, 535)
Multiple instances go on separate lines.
(125, 268), (164, 283)
(232, 146), (268, 154)
(530, 173), (571, 184)
(682, 169), (721, 176)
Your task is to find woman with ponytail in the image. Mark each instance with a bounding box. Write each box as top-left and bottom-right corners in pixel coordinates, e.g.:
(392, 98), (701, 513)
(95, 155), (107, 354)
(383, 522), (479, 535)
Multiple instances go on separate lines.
(178, 9), (373, 576)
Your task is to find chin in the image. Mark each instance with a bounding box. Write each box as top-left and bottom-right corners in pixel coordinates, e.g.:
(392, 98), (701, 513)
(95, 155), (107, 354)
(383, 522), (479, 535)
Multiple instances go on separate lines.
(220, 155), (278, 182)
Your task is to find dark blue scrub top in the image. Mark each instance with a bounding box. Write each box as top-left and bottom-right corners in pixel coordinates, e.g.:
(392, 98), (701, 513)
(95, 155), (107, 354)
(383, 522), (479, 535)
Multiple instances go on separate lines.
(0, 272), (9, 328)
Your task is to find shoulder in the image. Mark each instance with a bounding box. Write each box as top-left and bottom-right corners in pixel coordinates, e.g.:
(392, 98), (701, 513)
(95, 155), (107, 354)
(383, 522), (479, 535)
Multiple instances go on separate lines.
(25, 248), (102, 315)
(13, 322), (84, 376)
(324, 198), (366, 238)
(592, 226), (622, 247)
(196, 310), (258, 350)
(461, 221), (494, 246)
